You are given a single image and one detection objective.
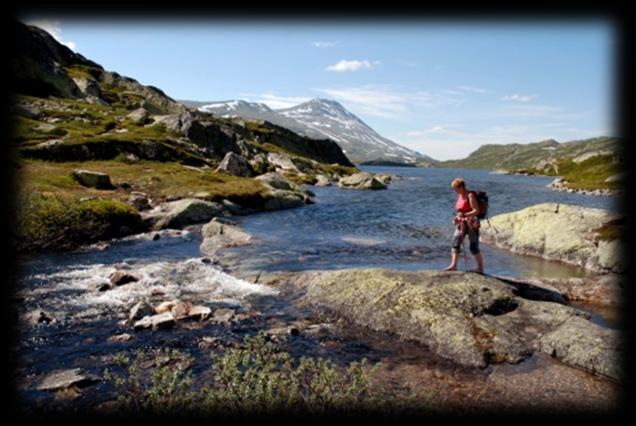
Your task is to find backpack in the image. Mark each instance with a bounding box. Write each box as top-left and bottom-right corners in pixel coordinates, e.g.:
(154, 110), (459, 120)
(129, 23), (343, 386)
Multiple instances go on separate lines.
(468, 190), (489, 219)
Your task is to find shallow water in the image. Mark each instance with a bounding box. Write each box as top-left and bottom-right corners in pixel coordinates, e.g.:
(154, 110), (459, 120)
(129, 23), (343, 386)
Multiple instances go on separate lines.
(222, 166), (617, 277)
(14, 166), (622, 410)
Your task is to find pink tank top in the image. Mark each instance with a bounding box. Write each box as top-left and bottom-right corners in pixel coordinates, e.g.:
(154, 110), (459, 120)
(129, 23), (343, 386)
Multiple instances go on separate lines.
(455, 194), (471, 213)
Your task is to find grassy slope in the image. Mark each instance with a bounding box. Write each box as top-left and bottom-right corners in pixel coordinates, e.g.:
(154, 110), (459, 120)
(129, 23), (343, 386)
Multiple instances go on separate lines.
(12, 92), (359, 251)
(437, 137), (622, 191)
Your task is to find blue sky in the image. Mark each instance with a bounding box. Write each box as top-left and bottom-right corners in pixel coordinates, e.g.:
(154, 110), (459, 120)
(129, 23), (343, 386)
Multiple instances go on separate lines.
(23, 17), (615, 160)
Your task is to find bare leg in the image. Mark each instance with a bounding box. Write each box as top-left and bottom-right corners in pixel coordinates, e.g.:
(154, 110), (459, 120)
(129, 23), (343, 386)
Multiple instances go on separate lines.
(444, 251), (459, 271)
(471, 252), (484, 274)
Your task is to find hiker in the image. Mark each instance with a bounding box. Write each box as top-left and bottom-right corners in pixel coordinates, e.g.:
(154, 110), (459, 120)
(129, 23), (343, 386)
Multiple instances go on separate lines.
(443, 177), (484, 274)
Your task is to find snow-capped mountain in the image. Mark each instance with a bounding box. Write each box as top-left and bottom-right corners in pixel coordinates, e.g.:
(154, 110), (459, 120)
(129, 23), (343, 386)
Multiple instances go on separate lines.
(180, 98), (435, 165)
(277, 99), (433, 164)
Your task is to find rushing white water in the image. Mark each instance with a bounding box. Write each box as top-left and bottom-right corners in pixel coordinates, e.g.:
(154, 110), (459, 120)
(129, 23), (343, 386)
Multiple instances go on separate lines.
(19, 256), (278, 323)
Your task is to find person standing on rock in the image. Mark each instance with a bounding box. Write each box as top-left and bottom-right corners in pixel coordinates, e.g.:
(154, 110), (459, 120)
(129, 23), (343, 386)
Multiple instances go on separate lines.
(443, 178), (485, 274)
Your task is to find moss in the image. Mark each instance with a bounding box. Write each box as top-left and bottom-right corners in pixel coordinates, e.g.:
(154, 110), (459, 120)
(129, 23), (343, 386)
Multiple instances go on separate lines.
(19, 159), (269, 206)
(16, 192), (143, 252)
(284, 171), (317, 185)
(65, 64), (102, 81)
(320, 163), (359, 177)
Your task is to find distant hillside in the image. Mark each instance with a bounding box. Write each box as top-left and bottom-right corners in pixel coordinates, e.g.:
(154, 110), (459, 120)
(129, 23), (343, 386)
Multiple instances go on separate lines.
(439, 136), (624, 192)
(439, 137), (619, 170)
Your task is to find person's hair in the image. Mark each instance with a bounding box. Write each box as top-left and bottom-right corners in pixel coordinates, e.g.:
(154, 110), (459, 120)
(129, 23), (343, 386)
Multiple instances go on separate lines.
(451, 178), (465, 189)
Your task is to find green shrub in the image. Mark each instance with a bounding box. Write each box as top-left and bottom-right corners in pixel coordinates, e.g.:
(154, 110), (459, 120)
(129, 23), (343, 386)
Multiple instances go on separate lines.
(16, 193), (144, 251)
(103, 332), (426, 416)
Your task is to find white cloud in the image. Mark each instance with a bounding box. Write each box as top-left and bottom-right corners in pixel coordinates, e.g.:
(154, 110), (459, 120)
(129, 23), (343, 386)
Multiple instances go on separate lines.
(25, 19), (77, 51)
(315, 85), (464, 119)
(239, 93), (311, 110)
(312, 41), (337, 48)
(501, 94), (538, 102)
(496, 104), (563, 117)
(326, 59), (379, 72)
(458, 85), (487, 94)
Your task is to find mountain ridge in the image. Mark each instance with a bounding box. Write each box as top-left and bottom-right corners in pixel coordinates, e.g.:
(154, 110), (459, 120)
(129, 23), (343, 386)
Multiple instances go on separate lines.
(180, 97), (436, 165)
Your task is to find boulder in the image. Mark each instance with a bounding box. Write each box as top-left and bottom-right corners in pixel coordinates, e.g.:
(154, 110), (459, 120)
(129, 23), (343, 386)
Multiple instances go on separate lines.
(375, 174), (393, 185)
(154, 300), (180, 314)
(338, 172), (387, 190)
(71, 169), (115, 190)
(248, 153), (272, 175)
(107, 333), (134, 343)
(171, 301), (194, 320)
(127, 301), (154, 325)
(256, 172), (315, 202)
(186, 305), (212, 321)
(537, 316), (621, 380)
(143, 198), (227, 230)
(255, 172), (297, 191)
(282, 268), (623, 380)
(481, 203), (625, 273)
(72, 77), (103, 99)
(133, 312), (175, 330)
(263, 189), (307, 210)
(127, 192), (152, 211)
(109, 271), (140, 286)
(215, 152), (254, 177)
(315, 174), (332, 187)
(200, 218), (253, 256)
(35, 369), (100, 391)
(35, 123), (67, 136)
(212, 308), (235, 324)
(126, 107), (150, 125)
(267, 153), (302, 174)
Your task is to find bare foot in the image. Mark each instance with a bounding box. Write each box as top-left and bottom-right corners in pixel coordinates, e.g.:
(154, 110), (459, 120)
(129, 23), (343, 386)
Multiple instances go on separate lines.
(469, 269), (484, 274)
(443, 266), (457, 271)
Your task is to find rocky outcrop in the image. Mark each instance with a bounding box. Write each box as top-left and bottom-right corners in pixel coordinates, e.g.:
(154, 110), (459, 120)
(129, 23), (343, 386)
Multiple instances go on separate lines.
(127, 191), (152, 211)
(537, 316), (621, 380)
(254, 172), (314, 210)
(12, 21), (186, 114)
(315, 174), (332, 186)
(142, 198), (228, 230)
(71, 169), (115, 189)
(495, 274), (624, 307)
(481, 203), (625, 273)
(200, 217), (253, 256)
(338, 172), (387, 190)
(21, 138), (211, 166)
(133, 312), (175, 330)
(548, 178), (617, 196)
(249, 120), (355, 167)
(263, 189), (308, 210)
(126, 107), (150, 125)
(34, 369), (100, 391)
(215, 152), (254, 177)
(280, 268), (622, 381)
(153, 113), (240, 157)
(266, 153), (301, 174)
